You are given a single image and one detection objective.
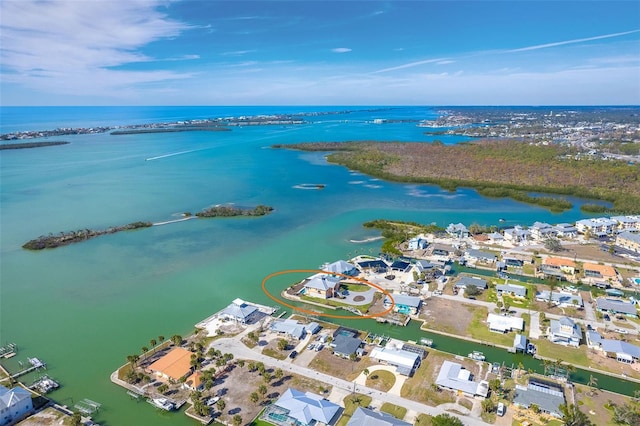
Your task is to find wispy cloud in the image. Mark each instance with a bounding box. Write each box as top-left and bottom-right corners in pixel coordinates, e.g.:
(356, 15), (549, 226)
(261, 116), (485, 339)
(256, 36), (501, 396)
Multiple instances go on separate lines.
(436, 60), (456, 65)
(372, 58), (448, 73)
(221, 50), (256, 56)
(505, 29), (640, 52)
(0, 0), (194, 99)
(332, 47), (352, 53)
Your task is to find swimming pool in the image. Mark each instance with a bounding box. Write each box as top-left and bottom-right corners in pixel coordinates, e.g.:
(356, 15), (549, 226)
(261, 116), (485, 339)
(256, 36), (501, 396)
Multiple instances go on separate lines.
(634, 277), (640, 286)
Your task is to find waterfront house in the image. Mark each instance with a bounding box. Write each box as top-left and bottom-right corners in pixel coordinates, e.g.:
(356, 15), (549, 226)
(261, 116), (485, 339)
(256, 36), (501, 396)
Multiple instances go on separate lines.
(530, 222), (556, 241)
(357, 259), (389, 274)
(514, 334), (527, 352)
(487, 232), (504, 244)
(596, 297), (638, 318)
(586, 330), (640, 364)
(384, 294), (422, 315)
(503, 226), (531, 244)
(454, 276), (488, 291)
(535, 290), (583, 308)
(487, 313), (524, 333)
(0, 385), (33, 426)
(263, 388), (340, 426)
(321, 260), (359, 277)
(582, 263), (619, 285)
(446, 223), (469, 239)
(553, 223), (578, 238)
(303, 274), (341, 299)
(148, 347), (194, 382)
(610, 216), (640, 232)
(331, 334), (362, 358)
(390, 260), (412, 273)
(369, 345), (421, 376)
(548, 317), (582, 347)
(616, 231), (640, 254)
(435, 361), (489, 398)
(542, 257), (577, 275)
(347, 407), (411, 426)
(218, 298), (259, 324)
(464, 249), (497, 264)
(270, 319), (307, 340)
(407, 236), (428, 250)
(576, 218), (618, 236)
(496, 283), (527, 298)
(182, 371), (204, 391)
(430, 243), (453, 261)
(513, 378), (565, 418)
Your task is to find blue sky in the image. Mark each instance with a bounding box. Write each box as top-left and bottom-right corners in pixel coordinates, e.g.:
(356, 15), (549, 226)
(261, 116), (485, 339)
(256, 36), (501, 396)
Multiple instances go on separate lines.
(1, 0), (639, 105)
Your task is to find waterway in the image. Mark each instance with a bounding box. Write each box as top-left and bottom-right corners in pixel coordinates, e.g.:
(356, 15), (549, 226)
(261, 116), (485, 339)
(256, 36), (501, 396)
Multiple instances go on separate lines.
(0, 106), (633, 425)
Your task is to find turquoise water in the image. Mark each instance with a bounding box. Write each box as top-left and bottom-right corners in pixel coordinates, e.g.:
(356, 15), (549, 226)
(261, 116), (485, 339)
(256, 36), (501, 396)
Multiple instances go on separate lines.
(0, 106), (609, 425)
(634, 278), (640, 285)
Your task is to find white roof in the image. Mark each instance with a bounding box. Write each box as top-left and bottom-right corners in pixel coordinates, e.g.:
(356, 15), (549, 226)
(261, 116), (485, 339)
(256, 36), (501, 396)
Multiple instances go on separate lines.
(324, 260), (356, 275)
(385, 294), (422, 308)
(436, 361), (488, 397)
(219, 299), (257, 321)
(274, 388), (340, 425)
(370, 346), (420, 369)
(487, 313), (524, 332)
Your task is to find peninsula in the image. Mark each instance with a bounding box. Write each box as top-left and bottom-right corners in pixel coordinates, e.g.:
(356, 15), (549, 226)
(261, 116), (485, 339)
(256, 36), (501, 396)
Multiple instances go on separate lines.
(23, 205), (274, 250)
(275, 140), (640, 214)
(0, 141), (69, 150)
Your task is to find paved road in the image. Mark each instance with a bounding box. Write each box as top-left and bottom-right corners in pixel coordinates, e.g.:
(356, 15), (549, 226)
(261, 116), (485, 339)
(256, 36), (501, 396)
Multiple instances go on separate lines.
(210, 337), (491, 426)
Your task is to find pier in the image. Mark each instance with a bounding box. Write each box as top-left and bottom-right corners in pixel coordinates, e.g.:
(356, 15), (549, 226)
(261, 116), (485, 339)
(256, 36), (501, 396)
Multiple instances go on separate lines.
(10, 357), (47, 379)
(0, 343), (17, 358)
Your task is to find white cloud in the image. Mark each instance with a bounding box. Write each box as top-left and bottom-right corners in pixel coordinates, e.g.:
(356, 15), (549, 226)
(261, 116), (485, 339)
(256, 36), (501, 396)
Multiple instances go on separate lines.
(0, 0), (194, 99)
(372, 58), (447, 73)
(221, 50), (256, 56)
(436, 60), (456, 65)
(332, 47), (352, 53)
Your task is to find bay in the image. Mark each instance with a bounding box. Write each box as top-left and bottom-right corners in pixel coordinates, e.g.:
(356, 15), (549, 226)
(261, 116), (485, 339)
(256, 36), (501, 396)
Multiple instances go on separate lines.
(0, 106), (600, 425)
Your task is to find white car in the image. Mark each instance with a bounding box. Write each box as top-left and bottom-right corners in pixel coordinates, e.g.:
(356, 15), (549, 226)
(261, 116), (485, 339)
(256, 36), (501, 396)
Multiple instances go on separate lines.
(497, 402), (505, 416)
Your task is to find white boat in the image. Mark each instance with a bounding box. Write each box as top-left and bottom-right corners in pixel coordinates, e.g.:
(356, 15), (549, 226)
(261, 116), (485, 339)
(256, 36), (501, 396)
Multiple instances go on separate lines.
(468, 351), (485, 361)
(150, 397), (175, 411)
(419, 338), (433, 347)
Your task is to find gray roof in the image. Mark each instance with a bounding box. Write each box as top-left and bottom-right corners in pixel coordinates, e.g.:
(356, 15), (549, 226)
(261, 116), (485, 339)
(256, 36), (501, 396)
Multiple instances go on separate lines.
(385, 294), (422, 308)
(455, 276), (488, 289)
(306, 322), (321, 334)
(305, 275), (340, 291)
(274, 388), (340, 425)
(347, 407), (411, 426)
(270, 319), (306, 340)
(488, 232), (504, 240)
(465, 249), (497, 261)
(596, 298), (637, 316)
(219, 299), (258, 321)
(587, 331), (640, 359)
(536, 291), (583, 307)
(324, 260), (357, 275)
(513, 381), (564, 417)
(514, 334), (527, 350)
(496, 284), (527, 298)
(617, 231), (640, 244)
(549, 317), (582, 341)
(332, 334), (362, 357)
(436, 361), (488, 397)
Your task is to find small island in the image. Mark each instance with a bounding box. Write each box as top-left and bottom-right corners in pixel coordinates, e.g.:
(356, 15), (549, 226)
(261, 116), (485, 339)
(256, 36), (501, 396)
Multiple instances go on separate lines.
(22, 205), (274, 250)
(0, 141), (69, 150)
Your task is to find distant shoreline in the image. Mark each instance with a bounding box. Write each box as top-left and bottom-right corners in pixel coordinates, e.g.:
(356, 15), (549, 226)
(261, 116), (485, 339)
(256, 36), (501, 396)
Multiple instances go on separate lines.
(0, 141), (69, 150)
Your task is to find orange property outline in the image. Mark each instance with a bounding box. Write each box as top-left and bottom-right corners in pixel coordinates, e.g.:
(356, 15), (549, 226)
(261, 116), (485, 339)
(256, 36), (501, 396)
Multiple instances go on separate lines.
(261, 269), (395, 320)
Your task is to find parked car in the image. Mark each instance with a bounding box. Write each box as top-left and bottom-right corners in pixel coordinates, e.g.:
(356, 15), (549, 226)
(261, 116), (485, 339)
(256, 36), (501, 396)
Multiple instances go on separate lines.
(289, 350), (298, 359)
(497, 402), (506, 417)
(604, 314), (611, 321)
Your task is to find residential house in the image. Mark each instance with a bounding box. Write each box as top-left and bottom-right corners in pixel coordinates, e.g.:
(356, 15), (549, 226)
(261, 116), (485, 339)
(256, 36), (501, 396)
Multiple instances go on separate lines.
(369, 345), (421, 376)
(596, 298), (638, 318)
(182, 371), (204, 391)
(465, 249), (497, 264)
(407, 236), (428, 251)
(347, 407), (411, 426)
(384, 294), (422, 316)
(496, 284), (527, 298)
(503, 226), (531, 244)
(576, 218), (618, 236)
(218, 298), (259, 324)
(270, 319), (307, 340)
(446, 223), (469, 239)
(264, 388), (340, 426)
(513, 379), (565, 418)
(536, 291), (583, 308)
(487, 313), (524, 333)
(322, 260), (359, 277)
(430, 244), (453, 261)
(357, 259), (389, 274)
(582, 263), (619, 285)
(542, 257), (577, 275)
(548, 317), (582, 347)
(390, 260), (412, 273)
(330, 328), (362, 358)
(586, 331), (640, 364)
(435, 361), (489, 398)
(610, 216), (640, 232)
(530, 222), (555, 241)
(454, 276), (488, 291)
(148, 347), (194, 382)
(0, 385), (33, 426)
(514, 334), (527, 352)
(616, 231), (640, 254)
(553, 223), (578, 238)
(487, 232), (504, 244)
(303, 274), (341, 299)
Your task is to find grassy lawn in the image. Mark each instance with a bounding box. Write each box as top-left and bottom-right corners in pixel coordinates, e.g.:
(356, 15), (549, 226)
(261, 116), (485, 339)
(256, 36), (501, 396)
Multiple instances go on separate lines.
(342, 283), (371, 292)
(459, 398), (473, 410)
(414, 413), (434, 426)
(337, 394), (372, 426)
(300, 295), (372, 314)
(380, 402), (407, 420)
(534, 339), (590, 367)
(117, 363), (132, 381)
(401, 352), (456, 406)
(365, 369), (396, 392)
(466, 306), (516, 347)
(261, 348), (288, 360)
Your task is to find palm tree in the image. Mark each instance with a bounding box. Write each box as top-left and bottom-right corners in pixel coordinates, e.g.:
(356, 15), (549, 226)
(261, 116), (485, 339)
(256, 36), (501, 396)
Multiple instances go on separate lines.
(587, 375), (598, 395)
(258, 384), (268, 397)
(274, 368), (283, 381)
(141, 346), (149, 354)
(560, 403), (593, 426)
(158, 335), (165, 344)
(150, 338), (157, 348)
(216, 399), (225, 412)
(232, 414), (242, 426)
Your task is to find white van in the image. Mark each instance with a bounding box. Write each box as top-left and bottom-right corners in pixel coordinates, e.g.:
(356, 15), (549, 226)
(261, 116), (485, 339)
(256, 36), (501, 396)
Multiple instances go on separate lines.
(497, 402), (505, 416)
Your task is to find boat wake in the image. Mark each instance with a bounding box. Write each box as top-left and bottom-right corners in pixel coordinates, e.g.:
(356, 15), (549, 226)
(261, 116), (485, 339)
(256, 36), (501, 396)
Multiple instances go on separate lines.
(145, 149), (202, 161)
(349, 236), (384, 243)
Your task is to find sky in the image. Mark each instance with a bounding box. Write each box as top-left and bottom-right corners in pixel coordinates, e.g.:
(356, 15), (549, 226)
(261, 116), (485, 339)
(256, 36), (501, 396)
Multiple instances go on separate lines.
(1, 0), (639, 106)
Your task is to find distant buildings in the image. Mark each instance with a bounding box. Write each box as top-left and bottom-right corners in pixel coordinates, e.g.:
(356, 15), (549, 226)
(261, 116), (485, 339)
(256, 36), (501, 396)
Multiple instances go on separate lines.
(0, 385), (33, 426)
(616, 231), (640, 253)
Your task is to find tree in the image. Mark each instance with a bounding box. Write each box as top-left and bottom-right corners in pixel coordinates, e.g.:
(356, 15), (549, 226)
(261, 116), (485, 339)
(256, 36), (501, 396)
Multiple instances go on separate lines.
(481, 398), (495, 413)
(612, 398), (640, 425)
(496, 301), (504, 310)
(489, 378), (501, 392)
(158, 384), (169, 394)
(503, 301), (511, 313)
(530, 403), (540, 414)
(193, 399), (209, 417)
(560, 403), (593, 426)
(250, 392), (259, 403)
(232, 414), (242, 426)
(141, 346), (149, 354)
(263, 372), (272, 383)
(127, 354), (139, 366)
(150, 338), (157, 348)
(431, 413), (464, 426)
(274, 368), (283, 381)
(363, 368), (370, 377)
(237, 359), (245, 369)
(171, 334), (183, 346)
(544, 236), (563, 252)
(158, 335), (165, 343)
(70, 412), (82, 426)
(216, 399), (226, 412)
(278, 339), (289, 351)
(464, 285), (482, 297)
(258, 384), (268, 397)
(349, 352), (357, 361)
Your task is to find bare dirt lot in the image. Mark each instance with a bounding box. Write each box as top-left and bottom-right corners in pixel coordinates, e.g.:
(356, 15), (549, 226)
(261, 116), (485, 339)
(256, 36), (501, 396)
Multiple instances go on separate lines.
(419, 297), (476, 335)
(308, 346), (375, 382)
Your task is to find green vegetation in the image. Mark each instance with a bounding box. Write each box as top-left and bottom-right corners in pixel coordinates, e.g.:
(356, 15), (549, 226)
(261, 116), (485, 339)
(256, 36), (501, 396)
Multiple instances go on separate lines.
(196, 204), (273, 217)
(23, 221), (152, 250)
(282, 140), (640, 214)
(466, 305), (515, 347)
(337, 394), (373, 426)
(0, 141), (69, 150)
(364, 370), (396, 392)
(342, 283), (371, 292)
(363, 219), (443, 255)
(380, 402), (407, 420)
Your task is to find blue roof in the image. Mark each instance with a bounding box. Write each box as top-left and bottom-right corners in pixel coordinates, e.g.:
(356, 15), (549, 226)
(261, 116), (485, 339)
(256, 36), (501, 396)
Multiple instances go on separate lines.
(274, 388), (340, 425)
(347, 407), (411, 426)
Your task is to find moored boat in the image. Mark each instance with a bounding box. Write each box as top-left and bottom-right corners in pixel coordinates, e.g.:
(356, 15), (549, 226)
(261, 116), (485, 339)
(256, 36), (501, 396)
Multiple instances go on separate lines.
(468, 351), (485, 361)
